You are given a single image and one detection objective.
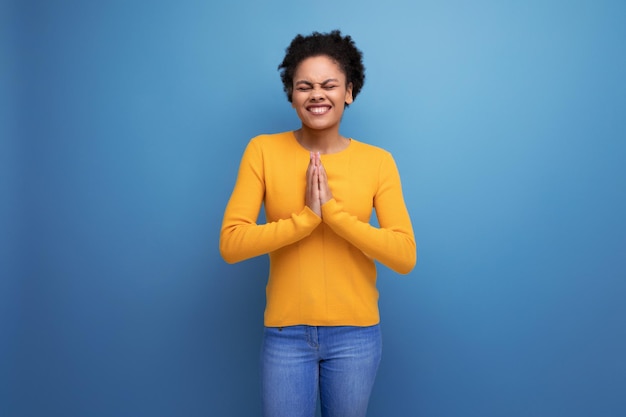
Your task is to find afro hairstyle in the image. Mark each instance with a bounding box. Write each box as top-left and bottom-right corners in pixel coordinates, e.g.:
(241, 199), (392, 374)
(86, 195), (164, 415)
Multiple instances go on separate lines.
(277, 30), (365, 105)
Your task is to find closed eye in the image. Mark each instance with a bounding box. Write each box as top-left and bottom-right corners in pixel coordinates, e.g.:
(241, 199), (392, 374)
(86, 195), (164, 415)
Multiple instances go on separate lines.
(294, 79), (340, 91)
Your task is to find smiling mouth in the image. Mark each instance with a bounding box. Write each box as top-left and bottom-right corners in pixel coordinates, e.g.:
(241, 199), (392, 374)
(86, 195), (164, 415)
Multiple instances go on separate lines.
(308, 106), (331, 115)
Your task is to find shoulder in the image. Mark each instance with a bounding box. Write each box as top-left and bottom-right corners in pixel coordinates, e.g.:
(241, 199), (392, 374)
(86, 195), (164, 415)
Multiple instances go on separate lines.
(350, 138), (394, 162)
(249, 131), (294, 149)
(240, 132), (295, 163)
(350, 139), (402, 179)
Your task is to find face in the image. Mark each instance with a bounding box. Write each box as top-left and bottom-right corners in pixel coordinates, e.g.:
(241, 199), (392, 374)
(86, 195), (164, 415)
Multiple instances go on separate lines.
(291, 55), (353, 132)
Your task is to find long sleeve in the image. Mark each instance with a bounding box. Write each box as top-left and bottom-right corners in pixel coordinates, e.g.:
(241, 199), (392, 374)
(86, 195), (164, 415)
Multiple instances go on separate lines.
(219, 138), (321, 264)
(321, 151), (416, 274)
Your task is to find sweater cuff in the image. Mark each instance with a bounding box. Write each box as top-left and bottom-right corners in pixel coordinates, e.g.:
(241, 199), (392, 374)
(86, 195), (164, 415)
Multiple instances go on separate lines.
(320, 198), (341, 223)
(297, 205), (323, 228)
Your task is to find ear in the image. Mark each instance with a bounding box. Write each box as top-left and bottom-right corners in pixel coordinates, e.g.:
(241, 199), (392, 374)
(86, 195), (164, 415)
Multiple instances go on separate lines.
(345, 83), (354, 105)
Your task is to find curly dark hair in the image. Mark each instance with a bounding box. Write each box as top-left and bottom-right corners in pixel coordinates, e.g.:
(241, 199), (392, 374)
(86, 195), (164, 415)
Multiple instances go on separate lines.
(278, 30), (365, 105)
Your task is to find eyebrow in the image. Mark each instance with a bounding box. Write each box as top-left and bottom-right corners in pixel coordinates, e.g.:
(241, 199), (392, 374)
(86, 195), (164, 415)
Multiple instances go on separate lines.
(294, 78), (340, 86)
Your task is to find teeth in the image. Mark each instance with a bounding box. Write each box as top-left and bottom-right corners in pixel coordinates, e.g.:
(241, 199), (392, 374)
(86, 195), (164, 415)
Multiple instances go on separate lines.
(309, 107), (329, 114)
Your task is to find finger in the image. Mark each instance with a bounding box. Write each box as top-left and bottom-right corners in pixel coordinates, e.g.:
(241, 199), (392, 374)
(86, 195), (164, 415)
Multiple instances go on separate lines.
(306, 154), (319, 198)
(306, 155), (315, 178)
(318, 163), (332, 204)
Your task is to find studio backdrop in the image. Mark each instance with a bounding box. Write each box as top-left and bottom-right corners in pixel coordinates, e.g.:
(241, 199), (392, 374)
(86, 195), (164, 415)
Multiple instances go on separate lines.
(3, 1), (625, 416)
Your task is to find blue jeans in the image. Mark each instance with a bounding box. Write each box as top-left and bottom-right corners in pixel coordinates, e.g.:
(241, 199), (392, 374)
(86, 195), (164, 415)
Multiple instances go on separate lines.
(261, 325), (382, 417)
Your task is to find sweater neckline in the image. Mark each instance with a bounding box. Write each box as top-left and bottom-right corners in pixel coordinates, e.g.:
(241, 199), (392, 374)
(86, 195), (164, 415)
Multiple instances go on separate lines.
(289, 131), (354, 156)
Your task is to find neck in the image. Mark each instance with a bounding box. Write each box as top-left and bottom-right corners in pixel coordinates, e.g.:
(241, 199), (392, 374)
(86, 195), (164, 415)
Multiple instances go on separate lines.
(295, 126), (349, 154)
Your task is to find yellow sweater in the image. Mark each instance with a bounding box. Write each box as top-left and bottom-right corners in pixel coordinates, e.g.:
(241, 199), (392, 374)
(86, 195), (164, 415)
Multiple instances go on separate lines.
(220, 131), (416, 327)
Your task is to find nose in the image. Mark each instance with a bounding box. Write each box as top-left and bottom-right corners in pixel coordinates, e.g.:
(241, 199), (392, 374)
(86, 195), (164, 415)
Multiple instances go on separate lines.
(310, 86), (325, 100)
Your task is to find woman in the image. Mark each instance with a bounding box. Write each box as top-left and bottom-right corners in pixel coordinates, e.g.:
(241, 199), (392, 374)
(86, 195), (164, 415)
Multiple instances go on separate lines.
(220, 30), (416, 417)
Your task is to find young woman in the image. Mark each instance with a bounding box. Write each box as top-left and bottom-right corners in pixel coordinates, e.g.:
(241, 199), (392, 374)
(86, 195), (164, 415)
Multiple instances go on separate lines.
(220, 30), (416, 417)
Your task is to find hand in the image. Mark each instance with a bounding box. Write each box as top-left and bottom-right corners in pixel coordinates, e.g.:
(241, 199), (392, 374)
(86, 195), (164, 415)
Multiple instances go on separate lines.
(305, 152), (333, 218)
(305, 152), (322, 217)
(316, 155), (333, 205)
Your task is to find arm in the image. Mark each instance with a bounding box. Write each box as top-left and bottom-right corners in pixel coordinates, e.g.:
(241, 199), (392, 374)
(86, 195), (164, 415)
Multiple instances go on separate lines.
(320, 152), (416, 274)
(219, 140), (321, 264)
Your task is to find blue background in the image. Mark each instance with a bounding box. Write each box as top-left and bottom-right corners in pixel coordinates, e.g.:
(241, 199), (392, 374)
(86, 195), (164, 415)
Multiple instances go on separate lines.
(2, 0), (625, 416)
